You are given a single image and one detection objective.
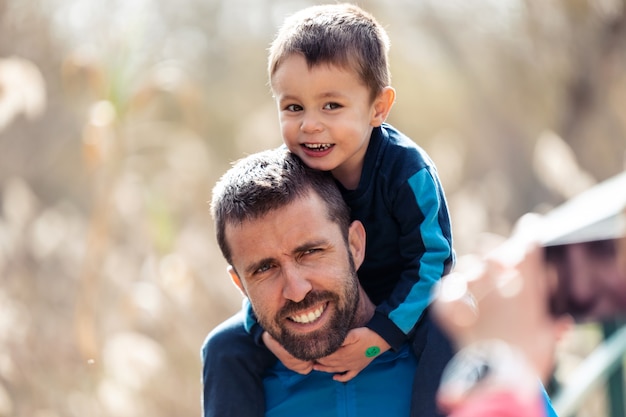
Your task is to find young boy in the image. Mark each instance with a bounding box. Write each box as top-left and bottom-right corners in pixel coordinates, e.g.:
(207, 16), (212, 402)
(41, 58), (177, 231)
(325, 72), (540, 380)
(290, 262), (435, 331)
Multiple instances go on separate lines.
(202, 4), (455, 416)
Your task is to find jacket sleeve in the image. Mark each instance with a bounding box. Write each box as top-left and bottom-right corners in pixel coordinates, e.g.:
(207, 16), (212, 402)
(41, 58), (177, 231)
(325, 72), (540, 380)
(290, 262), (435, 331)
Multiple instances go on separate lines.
(366, 167), (455, 350)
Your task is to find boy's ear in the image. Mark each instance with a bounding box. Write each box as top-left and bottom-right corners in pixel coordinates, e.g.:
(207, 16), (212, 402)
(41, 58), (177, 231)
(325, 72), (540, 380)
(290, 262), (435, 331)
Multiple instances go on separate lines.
(371, 86), (396, 127)
(228, 265), (247, 296)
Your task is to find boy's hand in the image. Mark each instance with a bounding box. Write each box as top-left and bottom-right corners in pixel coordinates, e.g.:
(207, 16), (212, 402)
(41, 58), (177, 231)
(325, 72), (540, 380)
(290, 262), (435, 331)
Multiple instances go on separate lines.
(313, 327), (390, 382)
(262, 331), (315, 375)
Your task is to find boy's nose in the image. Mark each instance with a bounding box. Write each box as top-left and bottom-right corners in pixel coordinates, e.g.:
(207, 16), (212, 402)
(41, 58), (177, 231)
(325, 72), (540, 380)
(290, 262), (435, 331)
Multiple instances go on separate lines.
(300, 114), (322, 133)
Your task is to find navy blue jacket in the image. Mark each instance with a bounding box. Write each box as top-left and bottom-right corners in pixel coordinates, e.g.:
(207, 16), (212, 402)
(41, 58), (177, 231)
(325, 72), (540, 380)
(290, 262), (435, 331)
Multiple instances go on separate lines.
(341, 124), (454, 349)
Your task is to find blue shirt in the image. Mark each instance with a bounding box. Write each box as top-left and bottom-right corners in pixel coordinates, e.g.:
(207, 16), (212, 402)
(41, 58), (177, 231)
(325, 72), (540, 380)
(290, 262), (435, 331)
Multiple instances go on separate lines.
(263, 344), (417, 417)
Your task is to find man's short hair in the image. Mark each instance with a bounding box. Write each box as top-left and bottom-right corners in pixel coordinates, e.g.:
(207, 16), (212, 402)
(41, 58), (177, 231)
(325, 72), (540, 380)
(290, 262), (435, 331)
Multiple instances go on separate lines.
(268, 3), (391, 102)
(211, 148), (352, 264)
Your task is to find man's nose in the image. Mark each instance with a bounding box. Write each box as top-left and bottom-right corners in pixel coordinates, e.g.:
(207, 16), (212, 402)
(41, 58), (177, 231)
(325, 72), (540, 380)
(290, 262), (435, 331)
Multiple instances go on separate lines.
(281, 266), (312, 302)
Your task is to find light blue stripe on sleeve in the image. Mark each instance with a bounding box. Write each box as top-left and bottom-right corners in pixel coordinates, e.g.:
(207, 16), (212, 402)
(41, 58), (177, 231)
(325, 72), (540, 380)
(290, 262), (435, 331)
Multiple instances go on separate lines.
(389, 169), (452, 333)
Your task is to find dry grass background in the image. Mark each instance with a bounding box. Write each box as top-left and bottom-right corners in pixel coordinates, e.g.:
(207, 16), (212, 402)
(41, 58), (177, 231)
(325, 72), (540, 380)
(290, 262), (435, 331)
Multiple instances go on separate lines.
(1, 0), (625, 415)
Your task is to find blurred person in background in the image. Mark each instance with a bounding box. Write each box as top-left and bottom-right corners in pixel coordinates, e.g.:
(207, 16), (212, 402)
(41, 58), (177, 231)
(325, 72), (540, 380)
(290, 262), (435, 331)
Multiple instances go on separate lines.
(433, 220), (563, 417)
(433, 171), (626, 417)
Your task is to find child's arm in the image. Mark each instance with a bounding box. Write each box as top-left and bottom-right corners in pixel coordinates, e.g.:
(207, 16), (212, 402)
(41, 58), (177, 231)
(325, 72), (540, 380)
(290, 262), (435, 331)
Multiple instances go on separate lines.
(367, 167), (454, 351)
(312, 327), (390, 381)
(312, 168), (454, 382)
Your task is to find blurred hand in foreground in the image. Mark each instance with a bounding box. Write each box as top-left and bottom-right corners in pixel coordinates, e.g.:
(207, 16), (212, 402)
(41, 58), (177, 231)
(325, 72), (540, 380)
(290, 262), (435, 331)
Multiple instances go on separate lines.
(432, 214), (572, 415)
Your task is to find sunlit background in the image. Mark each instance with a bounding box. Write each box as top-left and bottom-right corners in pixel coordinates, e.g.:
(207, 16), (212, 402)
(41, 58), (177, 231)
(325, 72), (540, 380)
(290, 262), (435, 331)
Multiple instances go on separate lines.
(1, 0), (625, 416)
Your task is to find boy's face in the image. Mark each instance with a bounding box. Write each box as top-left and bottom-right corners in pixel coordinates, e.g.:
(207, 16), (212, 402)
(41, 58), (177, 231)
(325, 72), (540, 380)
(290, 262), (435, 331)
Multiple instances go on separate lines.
(271, 54), (391, 189)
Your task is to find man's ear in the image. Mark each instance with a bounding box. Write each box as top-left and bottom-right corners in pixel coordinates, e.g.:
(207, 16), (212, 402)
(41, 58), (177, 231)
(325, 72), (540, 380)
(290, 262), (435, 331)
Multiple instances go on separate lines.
(348, 220), (367, 270)
(370, 86), (396, 127)
(228, 265), (247, 296)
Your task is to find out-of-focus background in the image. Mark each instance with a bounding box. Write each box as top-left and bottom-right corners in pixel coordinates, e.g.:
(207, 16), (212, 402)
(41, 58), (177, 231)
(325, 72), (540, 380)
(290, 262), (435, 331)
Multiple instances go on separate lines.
(1, 0), (625, 416)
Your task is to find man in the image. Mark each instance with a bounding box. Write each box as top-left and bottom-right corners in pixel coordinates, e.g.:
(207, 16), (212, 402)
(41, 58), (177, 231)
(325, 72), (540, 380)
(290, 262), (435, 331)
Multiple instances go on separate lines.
(202, 148), (417, 416)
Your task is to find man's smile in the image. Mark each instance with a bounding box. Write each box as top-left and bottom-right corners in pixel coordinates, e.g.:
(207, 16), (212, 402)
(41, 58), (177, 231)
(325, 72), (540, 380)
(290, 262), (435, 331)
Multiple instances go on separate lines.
(288, 302), (328, 324)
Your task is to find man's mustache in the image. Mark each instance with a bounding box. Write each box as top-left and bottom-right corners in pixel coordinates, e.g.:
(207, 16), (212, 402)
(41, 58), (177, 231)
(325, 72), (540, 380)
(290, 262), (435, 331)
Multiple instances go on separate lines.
(278, 291), (338, 319)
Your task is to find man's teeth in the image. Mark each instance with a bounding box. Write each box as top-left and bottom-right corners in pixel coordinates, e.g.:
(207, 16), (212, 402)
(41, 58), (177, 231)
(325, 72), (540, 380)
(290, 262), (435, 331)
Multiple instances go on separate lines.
(290, 306), (325, 324)
(304, 143), (332, 151)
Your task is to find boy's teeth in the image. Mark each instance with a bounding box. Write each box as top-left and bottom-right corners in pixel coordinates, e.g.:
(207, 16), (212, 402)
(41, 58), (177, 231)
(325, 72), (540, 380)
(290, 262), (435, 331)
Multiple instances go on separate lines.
(304, 143), (332, 151)
(290, 306), (325, 324)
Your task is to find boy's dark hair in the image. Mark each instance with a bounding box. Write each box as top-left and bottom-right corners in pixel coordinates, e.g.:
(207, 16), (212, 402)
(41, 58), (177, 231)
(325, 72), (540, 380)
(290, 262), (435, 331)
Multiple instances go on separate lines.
(268, 3), (391, 101)
(211, 148), (352, 264)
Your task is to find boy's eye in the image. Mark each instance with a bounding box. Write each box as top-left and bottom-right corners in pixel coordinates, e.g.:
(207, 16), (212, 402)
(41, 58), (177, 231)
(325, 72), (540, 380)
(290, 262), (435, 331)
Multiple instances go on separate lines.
(285, 104), (303, 112)
(323, 102), (342, 110)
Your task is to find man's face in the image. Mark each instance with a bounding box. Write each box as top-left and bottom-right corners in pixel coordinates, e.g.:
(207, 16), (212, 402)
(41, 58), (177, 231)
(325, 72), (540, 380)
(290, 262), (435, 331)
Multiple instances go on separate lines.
(225, 191), (365, 360)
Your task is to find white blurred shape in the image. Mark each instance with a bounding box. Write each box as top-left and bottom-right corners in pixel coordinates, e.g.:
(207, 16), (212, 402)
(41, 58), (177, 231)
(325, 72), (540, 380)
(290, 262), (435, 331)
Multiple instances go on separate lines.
(130, 281), (164, 324)
(0, 292), (29, 345)
(2, 177), (38, 232)
(97, 379), (142, 417)
(102, 332), (166, 391)
(533, 130), (596, 199)
(30, 206), (68, 260)
(0, 56), (46, 130)
(89, 100), (116, 127)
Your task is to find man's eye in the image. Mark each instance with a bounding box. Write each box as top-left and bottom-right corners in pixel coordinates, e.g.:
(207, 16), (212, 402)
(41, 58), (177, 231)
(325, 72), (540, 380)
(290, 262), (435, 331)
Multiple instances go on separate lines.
(285, 104), (303, 112)
(323, 102), (341, 110)
(255, 264), (272, 274)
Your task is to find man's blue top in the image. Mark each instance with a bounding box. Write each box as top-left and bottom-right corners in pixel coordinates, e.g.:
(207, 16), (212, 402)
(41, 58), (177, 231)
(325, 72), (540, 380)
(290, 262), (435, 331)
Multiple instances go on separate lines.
(263, 344), (417, 417)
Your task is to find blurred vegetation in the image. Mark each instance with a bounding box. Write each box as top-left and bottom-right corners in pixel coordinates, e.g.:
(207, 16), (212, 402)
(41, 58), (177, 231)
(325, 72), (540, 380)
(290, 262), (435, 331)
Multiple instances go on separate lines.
(0, 0), (625, 416)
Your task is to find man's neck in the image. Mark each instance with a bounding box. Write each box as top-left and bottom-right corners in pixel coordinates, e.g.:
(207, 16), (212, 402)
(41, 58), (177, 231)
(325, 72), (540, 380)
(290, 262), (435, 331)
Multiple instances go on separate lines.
(352, 286), (376, 328)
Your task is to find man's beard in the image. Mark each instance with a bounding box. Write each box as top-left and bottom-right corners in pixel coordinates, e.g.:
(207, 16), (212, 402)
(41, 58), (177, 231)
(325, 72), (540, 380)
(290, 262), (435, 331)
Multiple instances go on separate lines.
(265, 262), (360, 361)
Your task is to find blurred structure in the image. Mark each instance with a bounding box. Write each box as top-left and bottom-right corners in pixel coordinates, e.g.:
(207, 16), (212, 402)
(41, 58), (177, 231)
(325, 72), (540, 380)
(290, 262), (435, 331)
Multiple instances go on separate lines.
(1, 0), (625, 416)
(539, 170), (626, 417)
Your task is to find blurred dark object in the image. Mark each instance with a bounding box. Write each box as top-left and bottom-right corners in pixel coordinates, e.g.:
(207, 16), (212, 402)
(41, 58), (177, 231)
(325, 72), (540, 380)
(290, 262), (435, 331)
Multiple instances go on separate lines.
(541, 171), (626, 321)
